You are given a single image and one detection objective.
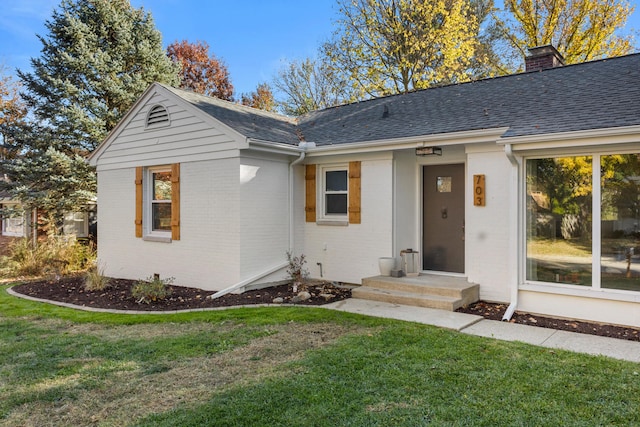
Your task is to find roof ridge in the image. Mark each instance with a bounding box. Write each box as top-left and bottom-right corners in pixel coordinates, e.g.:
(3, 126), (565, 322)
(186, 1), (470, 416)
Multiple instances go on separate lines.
(160, 84), (298, 125)
(301, 51), (640, 117)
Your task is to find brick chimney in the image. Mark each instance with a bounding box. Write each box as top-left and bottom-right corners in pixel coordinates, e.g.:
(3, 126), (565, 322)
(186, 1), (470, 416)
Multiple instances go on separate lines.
(525, 45), (565, 72)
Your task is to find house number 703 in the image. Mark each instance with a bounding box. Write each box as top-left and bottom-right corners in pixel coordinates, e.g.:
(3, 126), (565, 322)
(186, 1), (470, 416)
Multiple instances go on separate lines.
(474, 174), (485, 206)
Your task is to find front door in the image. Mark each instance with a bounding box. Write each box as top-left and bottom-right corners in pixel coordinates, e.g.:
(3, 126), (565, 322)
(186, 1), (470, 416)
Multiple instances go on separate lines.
(423, 164), (465, 273)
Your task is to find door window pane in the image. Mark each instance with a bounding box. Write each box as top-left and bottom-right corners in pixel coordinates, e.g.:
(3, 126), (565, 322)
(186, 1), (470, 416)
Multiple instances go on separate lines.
(437, 176), (452, 192)
(526, 157), (592, 285)
(601, 154), (640, 291)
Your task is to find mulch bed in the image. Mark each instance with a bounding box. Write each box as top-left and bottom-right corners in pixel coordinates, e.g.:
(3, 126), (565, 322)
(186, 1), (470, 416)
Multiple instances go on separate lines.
(11, 275), (352, 312)
(457, 301), (640, 342)
(10, 277), (640, 343)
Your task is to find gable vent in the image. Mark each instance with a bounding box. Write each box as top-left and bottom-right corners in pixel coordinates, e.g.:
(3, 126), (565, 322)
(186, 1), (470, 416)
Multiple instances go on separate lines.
(146, 105), (170, 127)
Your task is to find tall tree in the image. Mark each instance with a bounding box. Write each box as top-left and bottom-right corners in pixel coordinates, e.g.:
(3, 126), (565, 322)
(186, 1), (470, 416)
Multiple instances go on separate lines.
(0, 68), (27, 159)
(468, 0), (514, 77)
(323, 0), (480, 97)
(18, 0), (179, 154)
(273, 57), (356, 116)
(5, 0), (179, 233)
(240, 83), (276, 112)
(498, 0), (635, 65)
(167, 40), (234, 100)
(6, 148), (97, 235)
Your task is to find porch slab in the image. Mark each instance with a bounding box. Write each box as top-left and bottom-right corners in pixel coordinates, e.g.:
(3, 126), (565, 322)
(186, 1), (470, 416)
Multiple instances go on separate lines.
(354, 274), (479, 311)
(324, 298), (483, 331)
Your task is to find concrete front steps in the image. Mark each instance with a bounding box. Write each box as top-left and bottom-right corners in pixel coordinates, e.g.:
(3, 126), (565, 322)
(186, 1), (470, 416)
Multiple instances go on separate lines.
(352, 274), (479, 311)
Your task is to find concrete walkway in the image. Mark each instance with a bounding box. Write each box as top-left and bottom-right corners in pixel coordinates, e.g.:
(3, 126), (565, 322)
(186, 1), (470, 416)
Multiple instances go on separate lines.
(324, 298), (640, 363)
(7, 286), (640, 363)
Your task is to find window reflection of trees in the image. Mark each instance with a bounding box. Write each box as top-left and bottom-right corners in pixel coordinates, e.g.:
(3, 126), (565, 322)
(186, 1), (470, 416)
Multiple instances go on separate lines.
(527, 154), (640, 292)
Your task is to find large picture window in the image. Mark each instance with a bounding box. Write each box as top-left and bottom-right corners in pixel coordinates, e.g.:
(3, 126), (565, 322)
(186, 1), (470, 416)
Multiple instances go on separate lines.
(526, 153), (640, 292)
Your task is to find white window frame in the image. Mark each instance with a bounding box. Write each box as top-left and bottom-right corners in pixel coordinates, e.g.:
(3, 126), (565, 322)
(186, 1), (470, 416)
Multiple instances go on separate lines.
(319, 164), (349, 222)
(145, 166), (172, 240)
(522, 148), (640, 298)
(2, 208), (25, 237)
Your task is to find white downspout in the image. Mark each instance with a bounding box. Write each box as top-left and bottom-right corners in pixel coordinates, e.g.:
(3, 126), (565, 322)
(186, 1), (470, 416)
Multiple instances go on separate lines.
(288, 144), (309, 251)
(210, 142), (309, 300)
(503, 143), (521, 321)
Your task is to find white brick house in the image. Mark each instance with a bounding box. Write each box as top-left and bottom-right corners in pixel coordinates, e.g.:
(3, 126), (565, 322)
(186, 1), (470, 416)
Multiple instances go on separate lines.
(90, 47), (640, 328)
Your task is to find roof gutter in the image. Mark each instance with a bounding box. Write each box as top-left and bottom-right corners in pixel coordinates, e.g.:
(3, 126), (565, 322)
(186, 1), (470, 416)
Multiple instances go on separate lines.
(301, 127), (510, 156)
(503, 143), (521, 321)
(247, 139), (304, 156)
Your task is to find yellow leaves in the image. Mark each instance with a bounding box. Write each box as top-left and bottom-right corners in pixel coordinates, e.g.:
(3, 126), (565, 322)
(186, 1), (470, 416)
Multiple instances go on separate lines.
(504, 0), (635, 64)
(330, 0), (480, 95)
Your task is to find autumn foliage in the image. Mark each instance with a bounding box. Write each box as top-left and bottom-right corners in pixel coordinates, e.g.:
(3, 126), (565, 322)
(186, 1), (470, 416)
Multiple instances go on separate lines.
(241, 83), (276, 112)
(167, 40), (234, 100)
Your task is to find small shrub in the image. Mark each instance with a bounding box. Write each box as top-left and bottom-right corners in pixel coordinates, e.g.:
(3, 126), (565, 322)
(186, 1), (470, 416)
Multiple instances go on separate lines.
(286, 251), (309, 291)
(84, 264), (110, 291)
(0, 235), (96, 278)
(131, 276), (173, 304)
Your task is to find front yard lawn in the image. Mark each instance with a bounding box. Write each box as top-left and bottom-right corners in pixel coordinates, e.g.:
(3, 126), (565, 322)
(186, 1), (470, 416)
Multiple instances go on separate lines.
(1, 284), (639, 426)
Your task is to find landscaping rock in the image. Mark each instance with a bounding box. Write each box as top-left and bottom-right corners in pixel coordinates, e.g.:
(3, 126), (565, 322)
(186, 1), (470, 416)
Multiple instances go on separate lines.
(291, 291), (311, 303)
(272, 297), (284, 304)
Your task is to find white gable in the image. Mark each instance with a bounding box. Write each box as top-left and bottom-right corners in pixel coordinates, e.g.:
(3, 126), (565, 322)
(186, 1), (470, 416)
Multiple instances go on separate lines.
(90, 84), (248, 171)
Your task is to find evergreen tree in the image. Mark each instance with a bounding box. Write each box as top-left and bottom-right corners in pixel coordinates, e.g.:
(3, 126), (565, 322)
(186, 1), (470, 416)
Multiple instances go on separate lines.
(17, 0), (179, 154)
(3, 0), (179, 234)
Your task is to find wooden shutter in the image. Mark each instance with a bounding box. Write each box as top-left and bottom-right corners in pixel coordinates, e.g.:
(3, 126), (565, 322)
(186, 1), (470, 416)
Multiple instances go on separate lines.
(135, 167), (143, 237)
(305, 164), (316, 222)
(171, 163), (180, 240)
(348, 161), (361, 224)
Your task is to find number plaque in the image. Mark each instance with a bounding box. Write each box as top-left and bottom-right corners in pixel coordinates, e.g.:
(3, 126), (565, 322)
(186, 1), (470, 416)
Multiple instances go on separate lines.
(474, 174), (485, 206)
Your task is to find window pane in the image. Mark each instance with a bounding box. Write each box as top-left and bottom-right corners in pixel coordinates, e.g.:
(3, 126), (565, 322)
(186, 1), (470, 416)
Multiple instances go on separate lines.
(437, 176), (452, 192)
(526, 157), (592, 285)
(326, 170), (347, 192)
(153, 171), (172, 201)
(326, 194), (347, 214)
(152, 203), (172, 231)
(601, 154), (640, 291)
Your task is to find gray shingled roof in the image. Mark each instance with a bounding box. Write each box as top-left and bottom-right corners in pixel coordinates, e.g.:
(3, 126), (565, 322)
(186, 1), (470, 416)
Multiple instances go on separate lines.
(164, 86), (300, 145)
(168, 53), (640, 147)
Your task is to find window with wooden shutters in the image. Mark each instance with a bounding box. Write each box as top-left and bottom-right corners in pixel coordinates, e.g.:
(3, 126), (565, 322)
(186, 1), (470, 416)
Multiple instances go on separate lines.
(135, 164), (180, 241)
(312, 161), (361, 225)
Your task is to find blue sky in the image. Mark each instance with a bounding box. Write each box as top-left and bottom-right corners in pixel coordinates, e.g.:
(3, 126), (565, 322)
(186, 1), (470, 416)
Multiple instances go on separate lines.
(0, 0), (638, 98)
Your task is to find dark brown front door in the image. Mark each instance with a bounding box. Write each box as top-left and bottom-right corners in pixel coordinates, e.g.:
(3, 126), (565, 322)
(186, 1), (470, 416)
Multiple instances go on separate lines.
(423, 164), (465, 273)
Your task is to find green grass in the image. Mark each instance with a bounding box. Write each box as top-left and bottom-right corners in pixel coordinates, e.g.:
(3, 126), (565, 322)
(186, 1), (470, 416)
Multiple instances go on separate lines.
(2, 284), (640, 426)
